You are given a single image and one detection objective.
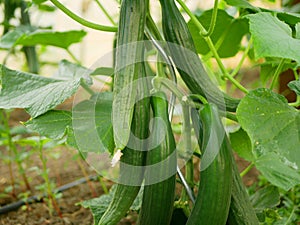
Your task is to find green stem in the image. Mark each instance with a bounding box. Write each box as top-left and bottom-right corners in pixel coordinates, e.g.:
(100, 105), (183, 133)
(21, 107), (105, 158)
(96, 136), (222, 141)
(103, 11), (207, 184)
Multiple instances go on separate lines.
(94, 0), (116, 25)
(98, 176), (109, 194)
(201, 0), (219, 37)
(176, 0), (249, 94)
(270, 59), (286, 91)
(240, 162), (255, 177)
(230, 38), (253, 78)
(284, 207), (295, 225)
(225, 112), (238, 122)
(66, 48), (81, 65)
(80, 80), (95, 95)
(182, 104), (194, 188)
(49, 0), (117, 32)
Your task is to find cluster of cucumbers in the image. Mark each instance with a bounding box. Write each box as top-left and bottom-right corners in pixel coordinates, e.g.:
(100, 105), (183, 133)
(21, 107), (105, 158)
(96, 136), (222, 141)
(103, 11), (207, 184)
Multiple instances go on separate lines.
(98, 0), (259, 225)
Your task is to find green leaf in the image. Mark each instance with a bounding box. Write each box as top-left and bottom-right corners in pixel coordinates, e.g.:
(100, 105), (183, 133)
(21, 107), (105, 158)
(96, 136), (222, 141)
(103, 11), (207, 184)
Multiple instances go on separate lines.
(79, 185), (143, 224)
(288, 80), (300, 96)
(188, 9), (248, 58)
(247, 12), (300, 63)
(297, 23), (300, 39)
(260, 60), (297, 85)
(25, 110), (72, 139)
(0, 25), (34, 49)
(0, 27), (86, 50)
(72, 92), (115, 154)
(250, 186), (280, 211)
(90, 67), (114, 76)
(277, 12), (300, 26)
(0, 64), (85, 118)
(224, 0), (260, 11)
(17, 30), (87, 49)
(229, 128), (254, 161)
(237, 88), (300, 190)
(255, 153), (300, 191)
(56, 60), (93, 85)
(32, 0), (48, 4)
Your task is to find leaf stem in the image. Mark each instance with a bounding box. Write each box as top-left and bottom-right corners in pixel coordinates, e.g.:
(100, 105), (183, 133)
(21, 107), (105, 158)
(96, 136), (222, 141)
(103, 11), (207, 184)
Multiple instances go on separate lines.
(66, 49), (81, 65)
(270, 59), (286, 91)
(230, 38), (253, 78)
(49, 0), (117, 32)
(202, 0), (219, 37)
(80, 80), (95, 95)
(240, 162), (255, 177)
(94, 0), (116, 26)
(176, 0), (249, 94)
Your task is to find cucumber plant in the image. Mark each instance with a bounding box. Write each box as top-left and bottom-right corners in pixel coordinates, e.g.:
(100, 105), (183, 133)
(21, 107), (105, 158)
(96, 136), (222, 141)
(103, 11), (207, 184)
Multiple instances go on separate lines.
(1, 0), (300, 224)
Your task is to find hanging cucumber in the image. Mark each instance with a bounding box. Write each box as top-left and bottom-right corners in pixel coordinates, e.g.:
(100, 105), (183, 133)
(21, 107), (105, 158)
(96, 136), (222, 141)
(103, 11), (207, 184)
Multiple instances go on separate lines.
(187, 103), (232, 225)
(138, 92), (177, 225)
(98, 62), (150, 225)
(112, 0), (148, 150)
(159, 0), (240, 112)
(226, 158), (259, 225)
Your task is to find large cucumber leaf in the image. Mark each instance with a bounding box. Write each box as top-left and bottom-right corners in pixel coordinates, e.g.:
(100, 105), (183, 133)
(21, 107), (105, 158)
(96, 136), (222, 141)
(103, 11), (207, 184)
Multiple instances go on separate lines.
(247, 12), (300, 63)
(0, 61), (91, 118)
(237, 88), (300, 190)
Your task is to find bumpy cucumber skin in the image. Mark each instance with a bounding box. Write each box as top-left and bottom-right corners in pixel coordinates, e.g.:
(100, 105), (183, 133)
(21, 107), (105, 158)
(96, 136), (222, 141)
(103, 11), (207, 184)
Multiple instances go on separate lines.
(226, 158), (259, 225)
(112, 0), (148, 150)
(187, 104), (232, 225)
(159, 0), (240, 112)
(138, 92), (177, 225)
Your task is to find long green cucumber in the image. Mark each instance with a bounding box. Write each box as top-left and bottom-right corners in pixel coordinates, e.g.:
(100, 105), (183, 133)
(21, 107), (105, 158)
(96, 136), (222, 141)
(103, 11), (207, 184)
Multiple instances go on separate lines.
(112, 0), (148, 150)
(187, 103), (232, 225)
(98, 62), (150, 225)
(159, 0), (240, 112)
(138, 92), (177, 225)
(226, 158), (259, 225)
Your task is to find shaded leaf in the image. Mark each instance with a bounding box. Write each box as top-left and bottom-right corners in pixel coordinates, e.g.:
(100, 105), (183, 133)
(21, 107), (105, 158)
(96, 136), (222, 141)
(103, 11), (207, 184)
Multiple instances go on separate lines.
(229, 128), (254, 161)
(288, 80), (300, 96)
(90, 67), (114, 76)
(25, 110), (72, 139)
(0, 65), (83, 118)
(72, 92), (115, 154)
(188, 9), (248, 58)
(237, 88), (300, 190)
(56, 60), (93, 85)
(247, 12), (300, 63)
(224, 0), (260, 11)
(0, 25), (34, 49)
(79, 185), (143, 224)
(250, 186), (280, 211)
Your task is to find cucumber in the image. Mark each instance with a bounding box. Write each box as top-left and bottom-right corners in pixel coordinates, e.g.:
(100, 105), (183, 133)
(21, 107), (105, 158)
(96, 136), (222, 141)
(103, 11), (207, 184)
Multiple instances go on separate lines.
(112, 0), (148, 150)
(138, 92), (177, 225)
(98, 62), (150, 225)
(159, 0), (240, 112)
(187, 103), (232, 225)
(226, 158), (259, 225)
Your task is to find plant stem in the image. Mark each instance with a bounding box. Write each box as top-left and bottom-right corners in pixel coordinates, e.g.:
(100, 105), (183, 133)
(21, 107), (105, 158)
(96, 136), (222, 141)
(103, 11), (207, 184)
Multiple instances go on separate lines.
(182, 104), (194, 189)
(240, 162), (255, 177)
(80, 80), (95, 95)
(201, 0), (219, 37)
(270, 59), (286, 91)
(66, 48), (81, 65)
(176, 0), (249, 94)
(77, 159), (97, 197)
(98, 176), (109, 194)
(94, 0), (116, 25)
(49, 0), (117, 32)
(230, 38), (253, 78)
(38, 140), (62, 217)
